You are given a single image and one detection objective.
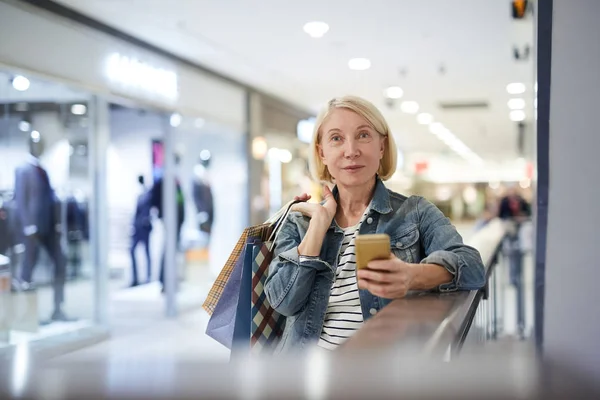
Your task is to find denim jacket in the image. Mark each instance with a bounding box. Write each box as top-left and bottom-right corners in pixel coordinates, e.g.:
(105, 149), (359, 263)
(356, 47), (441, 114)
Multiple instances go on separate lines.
(264, 178), (485, 352)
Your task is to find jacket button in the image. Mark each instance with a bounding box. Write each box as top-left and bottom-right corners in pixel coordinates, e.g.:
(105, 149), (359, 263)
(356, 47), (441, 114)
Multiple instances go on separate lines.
(366, 217), (373, 224)
(369, 308), (377, 315)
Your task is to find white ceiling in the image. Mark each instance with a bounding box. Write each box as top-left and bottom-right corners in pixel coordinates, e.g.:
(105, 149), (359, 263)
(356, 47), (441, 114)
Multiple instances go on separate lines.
(54, 0), (535, 162)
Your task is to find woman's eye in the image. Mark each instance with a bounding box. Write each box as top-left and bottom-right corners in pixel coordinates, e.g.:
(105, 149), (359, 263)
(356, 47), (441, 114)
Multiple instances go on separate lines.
(358, 132), (371, 139)
(331, 135), (342, 142)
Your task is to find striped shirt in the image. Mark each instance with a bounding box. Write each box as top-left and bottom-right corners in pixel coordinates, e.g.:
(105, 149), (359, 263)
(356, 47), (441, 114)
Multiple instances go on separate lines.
(317, 208), (370, 350)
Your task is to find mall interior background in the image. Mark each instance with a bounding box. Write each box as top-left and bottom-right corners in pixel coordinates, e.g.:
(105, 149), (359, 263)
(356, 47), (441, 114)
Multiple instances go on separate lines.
(0, 0), (546, 368)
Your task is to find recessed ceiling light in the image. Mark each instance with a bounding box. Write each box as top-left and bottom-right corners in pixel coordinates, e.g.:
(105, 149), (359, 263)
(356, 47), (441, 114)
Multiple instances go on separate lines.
(507, 98), (525, 110)
(400, 101), (419, 114)
(18, 120), (31, 132)
(417, 113), (433, 125)
(30, 130), (40, 142)
(429, 122), (445, 135)
(71, 104), (87, 115)
(506, 82), (526, 94)
(12, 75), (30, 91)
(384, 86), (403, 99)
(510, 110), (526, 121)
(348, 58), (371, 71)
(303, 21), (329, 38)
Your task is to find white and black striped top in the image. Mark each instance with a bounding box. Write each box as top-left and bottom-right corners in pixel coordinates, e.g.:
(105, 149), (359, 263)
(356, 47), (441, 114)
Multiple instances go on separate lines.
(317, 208), (370, 350)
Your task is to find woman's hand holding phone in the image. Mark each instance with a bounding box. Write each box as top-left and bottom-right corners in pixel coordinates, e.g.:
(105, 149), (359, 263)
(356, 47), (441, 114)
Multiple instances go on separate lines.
(357, 255), (416, 300)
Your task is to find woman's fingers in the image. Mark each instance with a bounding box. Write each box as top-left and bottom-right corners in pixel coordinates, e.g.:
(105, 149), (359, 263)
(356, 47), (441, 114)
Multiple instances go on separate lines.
(291, 202), (317, 216)
(357, 269), (394, 283)
(293, 193), (311, 202)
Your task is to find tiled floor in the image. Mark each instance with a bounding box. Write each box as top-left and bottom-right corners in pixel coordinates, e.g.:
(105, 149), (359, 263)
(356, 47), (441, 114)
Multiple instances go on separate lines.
(54, 262), (229, 363)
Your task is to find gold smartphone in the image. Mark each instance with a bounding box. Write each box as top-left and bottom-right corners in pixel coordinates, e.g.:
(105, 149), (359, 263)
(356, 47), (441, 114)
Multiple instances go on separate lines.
(355, 234), (391, 270)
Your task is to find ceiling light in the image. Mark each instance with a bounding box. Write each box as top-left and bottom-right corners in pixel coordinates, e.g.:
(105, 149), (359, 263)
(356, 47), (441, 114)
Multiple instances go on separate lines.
(384, 86), (403, 99)
(71, 104), (87, 115)
(12, 75), (30, 91)
(507, 98), (525, 110)
(400, 101), (419, 114)
(506, 82), (526, 94)
(18, 121), (31, 132)
(510, 110), (526, 121)
(489, 181), (500, 190)
(417, 113), (433, 125)
(429, 122), (446, 135)
(170, 113), (182, 127)
(303, 21), (329, 38)
(348, 58), (371, 71)
(30, 130), (40, 143)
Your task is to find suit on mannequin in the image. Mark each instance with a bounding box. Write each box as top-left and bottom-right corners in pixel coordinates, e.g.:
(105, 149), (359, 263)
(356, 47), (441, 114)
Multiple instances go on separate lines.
(14, 136), (69, 321)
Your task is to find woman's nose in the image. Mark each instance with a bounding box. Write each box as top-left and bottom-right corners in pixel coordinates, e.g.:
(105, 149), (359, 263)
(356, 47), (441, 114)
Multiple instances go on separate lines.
(344, 140), (360, 158)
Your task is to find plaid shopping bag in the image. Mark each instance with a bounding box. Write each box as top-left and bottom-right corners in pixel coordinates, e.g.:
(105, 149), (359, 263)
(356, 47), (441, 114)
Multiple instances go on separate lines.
(202, 224), (271, 315)
(205, 237), (259, 349)
(250, 241), (286, 352)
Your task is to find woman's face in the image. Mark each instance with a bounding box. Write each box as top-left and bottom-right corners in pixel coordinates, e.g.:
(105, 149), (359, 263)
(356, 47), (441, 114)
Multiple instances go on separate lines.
(318, 108), (385, 188)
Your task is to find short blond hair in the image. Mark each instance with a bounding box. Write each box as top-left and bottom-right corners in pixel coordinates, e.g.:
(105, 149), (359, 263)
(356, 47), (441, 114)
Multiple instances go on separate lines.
(308, 95), (398, 183)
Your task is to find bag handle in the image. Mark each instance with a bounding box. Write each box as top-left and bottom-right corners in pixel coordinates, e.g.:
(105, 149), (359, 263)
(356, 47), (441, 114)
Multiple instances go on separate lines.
(267, 199), (301, 244)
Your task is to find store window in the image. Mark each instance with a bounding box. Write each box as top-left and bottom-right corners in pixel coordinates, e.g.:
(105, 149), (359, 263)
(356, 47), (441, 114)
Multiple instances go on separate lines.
(169, 114), (248, 285)
(0, 70), (96, 346)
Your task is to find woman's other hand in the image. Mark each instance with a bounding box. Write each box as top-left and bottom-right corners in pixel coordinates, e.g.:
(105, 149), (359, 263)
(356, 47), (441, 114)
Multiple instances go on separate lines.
(356, 256), (416, 299)
(292, 186), (337, 227)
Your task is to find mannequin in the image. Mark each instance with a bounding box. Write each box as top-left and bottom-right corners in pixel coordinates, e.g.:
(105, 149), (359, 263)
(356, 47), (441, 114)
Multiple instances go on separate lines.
(13, 135), (70, 321)
(192, 152), (214, 236)
(150, 153), (185, 292)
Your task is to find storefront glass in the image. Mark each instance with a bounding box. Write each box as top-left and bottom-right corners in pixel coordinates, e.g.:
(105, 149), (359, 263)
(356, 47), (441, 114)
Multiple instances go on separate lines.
(0, 69), (96, 346)
(104, 106), (249, 308)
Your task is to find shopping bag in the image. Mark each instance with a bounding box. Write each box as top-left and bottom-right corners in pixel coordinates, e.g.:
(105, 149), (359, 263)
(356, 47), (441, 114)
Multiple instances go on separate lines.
(205, 237), (258, 349)
(205, 199), (298, 353)
(250, 241), (286, 353)
(239, 202), (298, 354)
(230, 243), (258, 356)
(202, 199), (298, 315)
(202, 224), (270, 315)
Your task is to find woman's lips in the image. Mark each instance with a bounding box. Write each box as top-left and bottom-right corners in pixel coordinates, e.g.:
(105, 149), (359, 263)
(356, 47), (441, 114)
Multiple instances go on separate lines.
(342, 165), (365, 172)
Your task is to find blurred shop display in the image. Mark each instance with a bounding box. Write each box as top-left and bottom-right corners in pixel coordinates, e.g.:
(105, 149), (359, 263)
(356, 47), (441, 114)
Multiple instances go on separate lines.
(0, 69), (97, 348)
(192, 150), (214, 239)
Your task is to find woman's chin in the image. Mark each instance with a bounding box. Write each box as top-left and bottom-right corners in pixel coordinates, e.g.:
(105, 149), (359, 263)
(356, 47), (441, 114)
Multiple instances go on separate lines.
(334, 173), (376, 188)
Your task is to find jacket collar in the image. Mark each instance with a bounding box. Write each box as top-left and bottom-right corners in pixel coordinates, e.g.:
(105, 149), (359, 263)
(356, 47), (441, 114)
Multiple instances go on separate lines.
(331, 176), (393, 216)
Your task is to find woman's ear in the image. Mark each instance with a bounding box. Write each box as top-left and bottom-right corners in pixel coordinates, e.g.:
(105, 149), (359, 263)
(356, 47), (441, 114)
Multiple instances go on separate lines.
(318, 144), (327, 163)
(380, 136), (386, 158)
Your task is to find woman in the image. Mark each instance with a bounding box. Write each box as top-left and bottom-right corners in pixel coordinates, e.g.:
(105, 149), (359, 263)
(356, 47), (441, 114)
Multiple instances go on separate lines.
(264, 96), (485, 352)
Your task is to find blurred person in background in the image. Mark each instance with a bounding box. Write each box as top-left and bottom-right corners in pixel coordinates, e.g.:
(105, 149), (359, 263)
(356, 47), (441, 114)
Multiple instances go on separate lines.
(265, 96), (485, 353)
(498, 185), (531, 221)
(498, 185), (531, 339)
(129, 175), (152, 287)
(150, 154), (185, 292)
